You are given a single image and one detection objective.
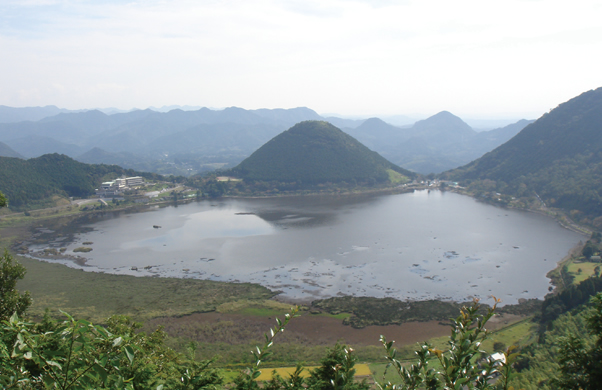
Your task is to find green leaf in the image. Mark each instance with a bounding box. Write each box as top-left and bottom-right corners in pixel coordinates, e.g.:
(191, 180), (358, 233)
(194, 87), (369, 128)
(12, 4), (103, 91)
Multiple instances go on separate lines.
(92, 363), (108, 383)
(113, 337), (123, 347)
(59, 310), (74, 322)
(124, 346), (135, 365)
(42, 375), (56, 388)
(507, 352), (520, 363)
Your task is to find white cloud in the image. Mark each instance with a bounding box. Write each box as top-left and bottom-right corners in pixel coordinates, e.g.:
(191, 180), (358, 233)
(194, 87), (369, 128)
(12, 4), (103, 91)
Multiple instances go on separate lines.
(1, 0), (601, 117)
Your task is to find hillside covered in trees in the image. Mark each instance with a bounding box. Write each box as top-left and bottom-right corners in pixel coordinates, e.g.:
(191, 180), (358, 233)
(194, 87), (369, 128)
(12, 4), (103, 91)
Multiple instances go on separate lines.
(445, 87), (602, 224)
(0, 154), (162, 209)
(229, 121), (414, 185)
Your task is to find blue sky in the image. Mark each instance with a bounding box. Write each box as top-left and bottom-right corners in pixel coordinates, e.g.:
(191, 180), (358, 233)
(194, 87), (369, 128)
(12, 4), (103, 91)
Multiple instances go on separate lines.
(1, 0), (601, 119)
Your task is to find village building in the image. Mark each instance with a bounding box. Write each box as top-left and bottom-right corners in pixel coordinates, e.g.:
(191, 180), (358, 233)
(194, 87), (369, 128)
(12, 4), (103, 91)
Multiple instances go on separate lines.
(95, 176), (144, 197)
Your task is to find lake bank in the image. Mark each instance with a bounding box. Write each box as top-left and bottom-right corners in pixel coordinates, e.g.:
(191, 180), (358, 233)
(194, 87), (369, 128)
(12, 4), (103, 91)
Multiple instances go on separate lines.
(11, 190), (583, 306)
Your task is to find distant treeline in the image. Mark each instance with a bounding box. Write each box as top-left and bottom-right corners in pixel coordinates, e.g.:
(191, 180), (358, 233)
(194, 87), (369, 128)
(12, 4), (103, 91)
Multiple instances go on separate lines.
(540, 276), (602, 324)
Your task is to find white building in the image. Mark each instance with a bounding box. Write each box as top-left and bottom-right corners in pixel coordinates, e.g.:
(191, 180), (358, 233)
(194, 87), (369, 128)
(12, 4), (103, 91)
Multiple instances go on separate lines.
(96, 176), (145, 197)
(125, 176), (144, 186)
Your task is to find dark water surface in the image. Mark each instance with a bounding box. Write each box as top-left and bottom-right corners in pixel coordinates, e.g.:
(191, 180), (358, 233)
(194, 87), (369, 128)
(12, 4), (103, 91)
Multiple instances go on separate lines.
(30, 190), (583, 303)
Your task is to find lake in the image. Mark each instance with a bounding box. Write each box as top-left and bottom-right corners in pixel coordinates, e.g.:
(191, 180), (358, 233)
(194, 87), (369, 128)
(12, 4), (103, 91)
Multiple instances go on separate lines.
(28, 190), (583, 304)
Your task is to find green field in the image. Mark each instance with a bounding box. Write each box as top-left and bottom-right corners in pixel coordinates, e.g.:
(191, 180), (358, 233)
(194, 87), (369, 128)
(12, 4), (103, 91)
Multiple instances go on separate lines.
(567, 258), (600, 284)
(255, 364), (372, 381)
(16, 256), (276, 323)
(386, 169), (409, 184)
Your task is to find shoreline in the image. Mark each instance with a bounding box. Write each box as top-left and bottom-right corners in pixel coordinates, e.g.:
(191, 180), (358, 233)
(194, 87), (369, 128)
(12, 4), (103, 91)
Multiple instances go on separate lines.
(448, 187), (592, 237)
(5, 186), (589, 306)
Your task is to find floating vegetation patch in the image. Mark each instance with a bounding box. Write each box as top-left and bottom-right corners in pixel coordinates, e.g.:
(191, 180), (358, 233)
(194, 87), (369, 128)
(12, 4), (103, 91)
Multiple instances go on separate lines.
(443, 251), (459, 259)
(410, 264), (429, 275)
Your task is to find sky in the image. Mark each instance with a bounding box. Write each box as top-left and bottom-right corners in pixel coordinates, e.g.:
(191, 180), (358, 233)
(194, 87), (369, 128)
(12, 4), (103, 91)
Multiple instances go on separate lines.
(1, 0), (602, 120)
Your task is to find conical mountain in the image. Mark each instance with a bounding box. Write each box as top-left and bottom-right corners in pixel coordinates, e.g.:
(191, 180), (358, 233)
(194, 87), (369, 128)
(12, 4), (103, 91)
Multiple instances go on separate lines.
(231, 121), (413, 184)
(409, 111), (475, 146)
(447, 87), (602, 219)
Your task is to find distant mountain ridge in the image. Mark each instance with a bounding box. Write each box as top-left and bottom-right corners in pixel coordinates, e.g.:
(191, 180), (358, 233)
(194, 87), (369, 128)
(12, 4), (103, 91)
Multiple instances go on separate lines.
(230, 121), (414, 184)
(447, 87), (602, 222)
(0, 104), (530, 176)
(0, 105), (83, 123)
(344, 112), (532, 174)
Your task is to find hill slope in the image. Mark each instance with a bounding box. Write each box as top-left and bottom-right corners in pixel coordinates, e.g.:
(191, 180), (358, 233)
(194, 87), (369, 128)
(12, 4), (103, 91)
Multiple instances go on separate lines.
(230, 121), (414, 184)
(447, 87), (602, 221)
(0, 142), (24, 158)
(0, 154), (161, 209)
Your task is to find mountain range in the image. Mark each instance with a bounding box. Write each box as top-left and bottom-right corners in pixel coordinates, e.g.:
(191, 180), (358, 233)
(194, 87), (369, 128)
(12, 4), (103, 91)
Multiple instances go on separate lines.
(0, 105), (529, 176)
(344, 113), (532, 174)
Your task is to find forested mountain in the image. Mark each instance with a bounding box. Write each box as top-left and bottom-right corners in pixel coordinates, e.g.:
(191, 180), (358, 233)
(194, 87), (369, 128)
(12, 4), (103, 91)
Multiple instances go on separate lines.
(0, 142), (23, 158)
(0, 154), (161, 209)
(229, 121), (414, 184)
(343, 112), (531, 174)
(446, 87), (602, 223)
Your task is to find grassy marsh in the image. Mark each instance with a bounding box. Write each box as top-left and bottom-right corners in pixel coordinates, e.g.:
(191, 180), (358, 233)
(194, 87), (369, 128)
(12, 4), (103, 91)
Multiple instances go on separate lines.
(16, 256), (276, 323)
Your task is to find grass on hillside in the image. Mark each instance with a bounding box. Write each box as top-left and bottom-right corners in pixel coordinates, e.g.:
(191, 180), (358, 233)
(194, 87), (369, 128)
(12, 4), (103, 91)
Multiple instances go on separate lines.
(16, 256), (276, 323)
(386, 169), (409, 185)
(567, 258), (600, 284)
(482, 317), (538, 351)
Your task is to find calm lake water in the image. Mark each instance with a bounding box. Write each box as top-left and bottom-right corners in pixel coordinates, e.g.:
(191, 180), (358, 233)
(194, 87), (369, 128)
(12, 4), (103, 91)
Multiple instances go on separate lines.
(30, 190), (583, 304)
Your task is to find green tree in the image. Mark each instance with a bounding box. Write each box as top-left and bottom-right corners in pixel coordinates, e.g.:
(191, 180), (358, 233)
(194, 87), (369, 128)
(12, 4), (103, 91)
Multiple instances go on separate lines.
(0, 190), (7, 207)
(305, 343), (369, 390)
(553, 293), (602, 389)
(583, 241), (596, 259)
(493, 341), (507, 352)
(0, 249), (32, 322)
(1, 312), (224, 389)
(263, 364), (305, 390)
(378, 298), (517, 390)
